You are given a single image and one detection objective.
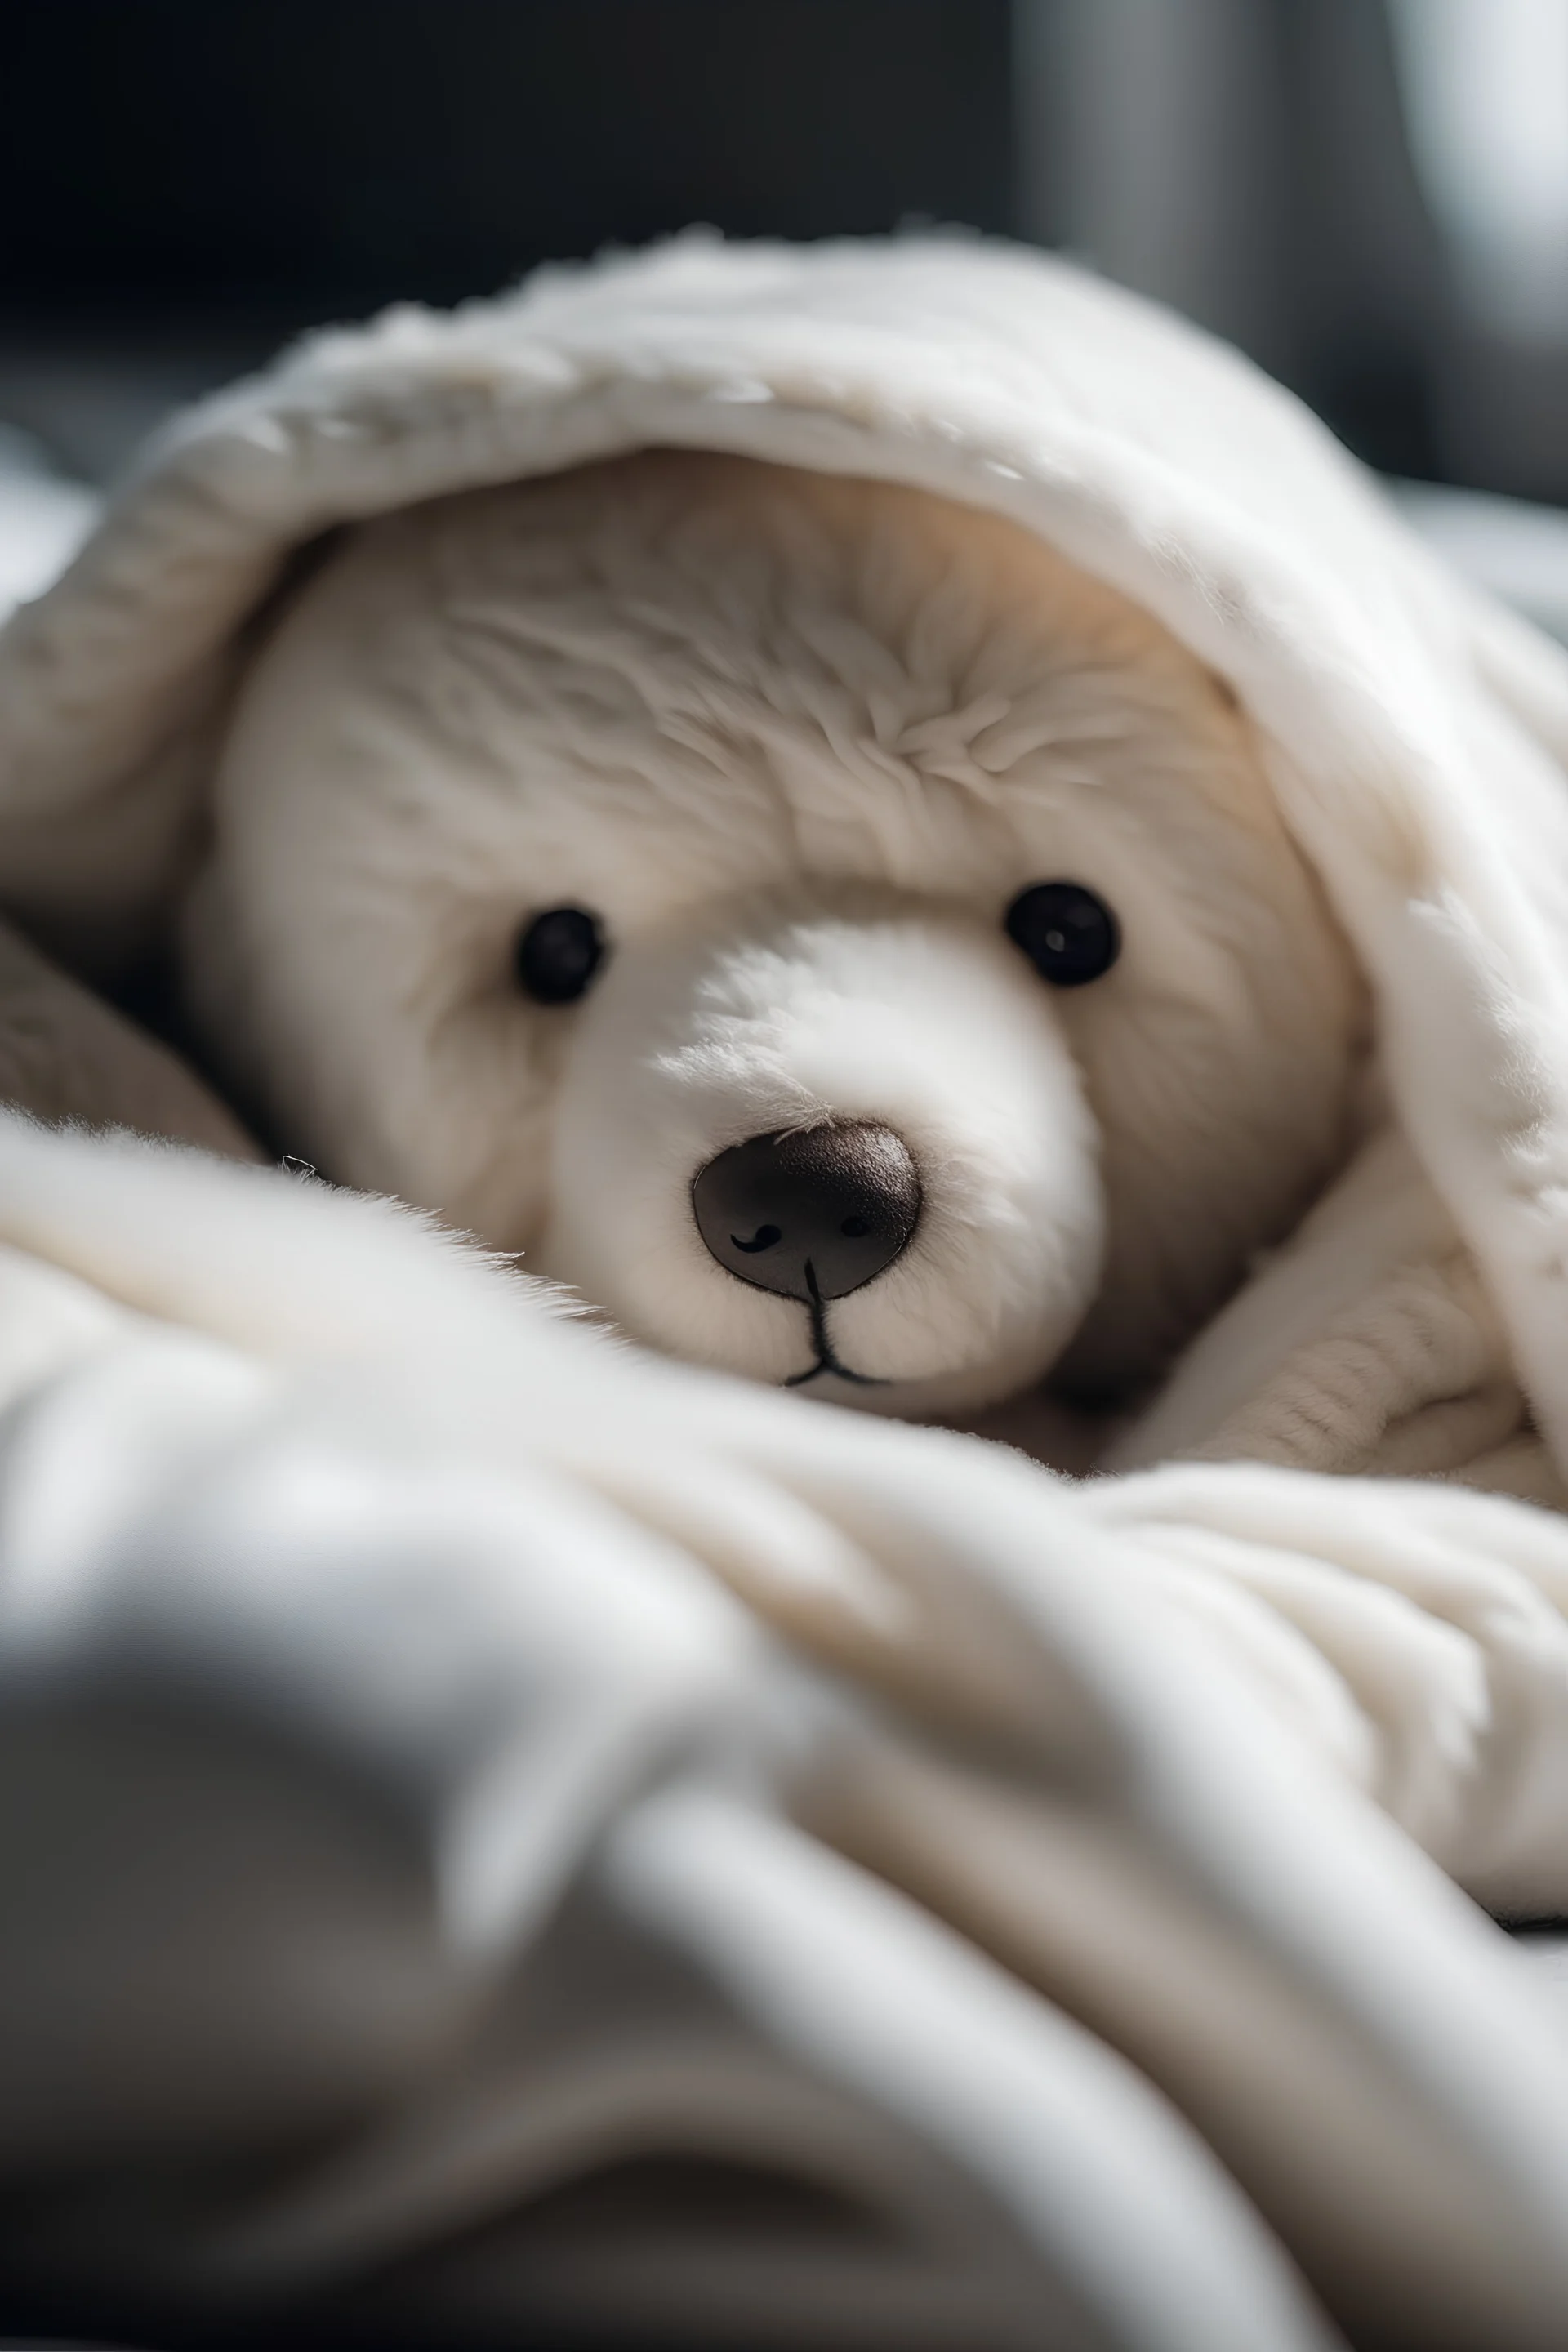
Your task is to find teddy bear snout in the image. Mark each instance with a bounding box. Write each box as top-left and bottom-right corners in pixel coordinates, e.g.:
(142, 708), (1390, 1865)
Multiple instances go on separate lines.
(691, 1123), (921, 1305)
(533, 892), (1109, 1409)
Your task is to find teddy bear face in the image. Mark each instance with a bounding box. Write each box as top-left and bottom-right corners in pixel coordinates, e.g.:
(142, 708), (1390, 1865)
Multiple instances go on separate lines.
(184, 451), (1363, 1415)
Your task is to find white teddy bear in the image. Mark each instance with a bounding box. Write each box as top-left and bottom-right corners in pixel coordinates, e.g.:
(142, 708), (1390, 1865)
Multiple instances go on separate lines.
(5, 237), (1568, 2349)
(187, 449), (1359, 1424)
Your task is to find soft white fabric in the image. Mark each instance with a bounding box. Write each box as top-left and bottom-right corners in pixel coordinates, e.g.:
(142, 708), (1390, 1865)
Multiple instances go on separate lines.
(0, 1119), (1566, 2351)
(5, 238), (1568, 2345)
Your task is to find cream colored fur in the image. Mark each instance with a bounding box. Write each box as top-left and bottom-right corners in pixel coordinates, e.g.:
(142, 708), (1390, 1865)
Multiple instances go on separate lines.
(185, 452), (1361, 1418)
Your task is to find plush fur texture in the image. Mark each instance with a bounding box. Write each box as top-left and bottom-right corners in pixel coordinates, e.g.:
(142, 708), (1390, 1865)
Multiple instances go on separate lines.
(185, 452), (1361, 1416)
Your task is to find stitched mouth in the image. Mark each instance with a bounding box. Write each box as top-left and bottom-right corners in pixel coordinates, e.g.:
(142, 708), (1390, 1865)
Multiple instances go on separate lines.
(782, 1260), (889, 1389)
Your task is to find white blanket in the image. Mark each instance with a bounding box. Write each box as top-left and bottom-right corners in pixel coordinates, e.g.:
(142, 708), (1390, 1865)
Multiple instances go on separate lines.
(3, 239), (1568, 2350)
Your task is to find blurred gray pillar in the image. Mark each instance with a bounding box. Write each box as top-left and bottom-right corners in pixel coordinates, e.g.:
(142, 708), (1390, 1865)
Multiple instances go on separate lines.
(1011, 0), (1289, 367)
(1387, 0), (1568, 497)
(1011, 0), (1448, 479)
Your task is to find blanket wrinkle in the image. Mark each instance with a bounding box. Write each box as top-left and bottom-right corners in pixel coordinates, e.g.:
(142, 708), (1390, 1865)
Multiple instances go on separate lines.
(1085, 1461), (1568, 1911)
(1184, 1247), (1521, 1479)
(0, 1108), (1561, 2343)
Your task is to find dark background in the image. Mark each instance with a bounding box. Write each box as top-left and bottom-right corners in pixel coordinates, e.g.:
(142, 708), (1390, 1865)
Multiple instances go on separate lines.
(0, 2), (1013, 318)
(0, 0), (1561, 498)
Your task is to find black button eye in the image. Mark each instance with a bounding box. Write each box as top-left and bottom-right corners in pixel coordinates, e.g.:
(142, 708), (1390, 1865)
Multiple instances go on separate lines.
(1004, 881), (1120, 987)
(515, 906), (606, 1004)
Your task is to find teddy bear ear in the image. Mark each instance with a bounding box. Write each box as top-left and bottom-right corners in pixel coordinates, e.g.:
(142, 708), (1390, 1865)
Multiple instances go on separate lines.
(1, 231), (1566, 1471)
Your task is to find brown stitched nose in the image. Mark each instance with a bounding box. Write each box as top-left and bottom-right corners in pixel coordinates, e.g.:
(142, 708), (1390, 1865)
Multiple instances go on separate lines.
(691, 1124), (921, 1303)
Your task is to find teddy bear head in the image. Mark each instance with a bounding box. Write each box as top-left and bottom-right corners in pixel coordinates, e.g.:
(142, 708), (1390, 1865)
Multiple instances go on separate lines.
(181, 448), (1361, 1415)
